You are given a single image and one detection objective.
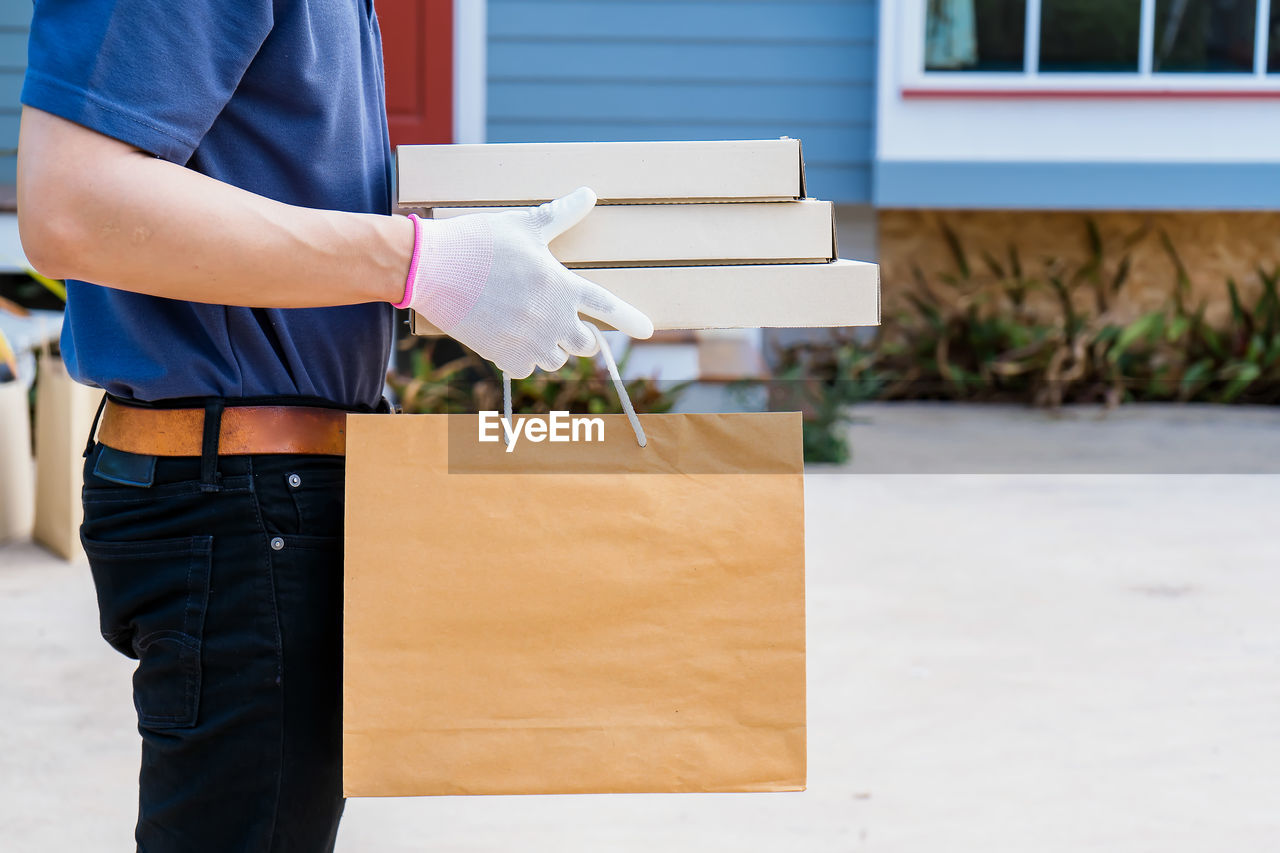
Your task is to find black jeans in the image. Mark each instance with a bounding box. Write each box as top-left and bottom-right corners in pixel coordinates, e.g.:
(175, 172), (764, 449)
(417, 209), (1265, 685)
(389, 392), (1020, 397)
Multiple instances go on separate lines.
(81, 441), (346, 852)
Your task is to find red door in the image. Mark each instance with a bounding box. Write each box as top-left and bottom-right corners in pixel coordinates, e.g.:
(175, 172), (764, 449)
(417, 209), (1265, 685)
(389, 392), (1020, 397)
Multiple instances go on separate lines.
(377, 0), (454, 147)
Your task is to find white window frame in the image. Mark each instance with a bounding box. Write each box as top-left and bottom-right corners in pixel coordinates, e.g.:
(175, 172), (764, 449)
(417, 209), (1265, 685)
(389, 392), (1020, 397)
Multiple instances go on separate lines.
(900, 0), (1280, 93)
(453, 0), (487, 143)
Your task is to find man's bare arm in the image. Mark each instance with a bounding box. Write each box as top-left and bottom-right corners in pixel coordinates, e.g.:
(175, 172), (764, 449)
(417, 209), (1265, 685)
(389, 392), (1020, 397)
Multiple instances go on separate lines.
(17, 106), (413, 308)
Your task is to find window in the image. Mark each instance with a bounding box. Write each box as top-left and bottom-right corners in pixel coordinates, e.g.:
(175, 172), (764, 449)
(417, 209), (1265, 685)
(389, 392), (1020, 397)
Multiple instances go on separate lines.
(919, 0), (1279, 83)
(1268, 0), (1280, 70)
(1153, 0), (1257, 72)
(925, 0), (1026, 71)
(1039, 0), (1142, 72)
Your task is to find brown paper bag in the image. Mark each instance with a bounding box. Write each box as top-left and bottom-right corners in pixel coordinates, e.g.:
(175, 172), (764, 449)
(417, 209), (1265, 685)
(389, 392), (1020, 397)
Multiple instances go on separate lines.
(0, 377), (34, 543)
(343, 412), (806, 796)
(33, 352), (104, 560)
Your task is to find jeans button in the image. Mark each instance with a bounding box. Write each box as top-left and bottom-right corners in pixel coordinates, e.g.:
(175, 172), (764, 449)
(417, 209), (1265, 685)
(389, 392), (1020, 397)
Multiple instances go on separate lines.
(287, 474), (301, 488)
(270, 537), (285, 551)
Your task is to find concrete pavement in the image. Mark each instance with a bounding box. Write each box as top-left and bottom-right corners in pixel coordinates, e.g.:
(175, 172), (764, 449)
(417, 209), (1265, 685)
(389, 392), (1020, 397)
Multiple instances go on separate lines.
(1, 405), (1278, 851)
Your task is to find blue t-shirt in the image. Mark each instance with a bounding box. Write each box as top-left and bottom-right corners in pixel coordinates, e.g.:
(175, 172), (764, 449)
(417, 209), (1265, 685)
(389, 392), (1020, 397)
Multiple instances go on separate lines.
(21, 0), (395, 409)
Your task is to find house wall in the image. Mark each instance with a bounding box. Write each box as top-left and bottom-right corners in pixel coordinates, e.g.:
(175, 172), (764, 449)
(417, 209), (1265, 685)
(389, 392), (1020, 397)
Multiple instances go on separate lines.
(875, 0), (1280, 210)
(879, 209), (1280, 326)
(485, 0), (878, 205)
(0, 0), (28, 189)
(874, 1), (1280, 323)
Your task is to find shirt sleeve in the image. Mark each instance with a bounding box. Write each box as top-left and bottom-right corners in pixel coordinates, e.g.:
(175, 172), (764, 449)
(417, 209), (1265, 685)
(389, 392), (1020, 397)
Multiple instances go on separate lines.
(21, 0), (274, 163)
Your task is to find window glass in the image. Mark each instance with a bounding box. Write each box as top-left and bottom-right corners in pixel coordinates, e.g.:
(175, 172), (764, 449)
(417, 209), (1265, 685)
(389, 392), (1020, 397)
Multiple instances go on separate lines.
(1154, 0), (1256, 72)
(1039, 0), (1142, 72)
(925, 0), (1026, 71)
(1269, 1), (1280, 72)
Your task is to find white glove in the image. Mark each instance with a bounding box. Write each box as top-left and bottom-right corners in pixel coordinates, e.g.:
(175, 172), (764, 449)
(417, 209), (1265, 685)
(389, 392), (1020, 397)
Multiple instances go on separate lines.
(395, 187), (654, 378)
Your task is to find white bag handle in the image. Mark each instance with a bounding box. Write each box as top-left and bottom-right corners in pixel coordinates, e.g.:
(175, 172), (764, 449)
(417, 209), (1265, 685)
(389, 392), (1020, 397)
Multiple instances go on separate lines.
(501, 322), (647, 449)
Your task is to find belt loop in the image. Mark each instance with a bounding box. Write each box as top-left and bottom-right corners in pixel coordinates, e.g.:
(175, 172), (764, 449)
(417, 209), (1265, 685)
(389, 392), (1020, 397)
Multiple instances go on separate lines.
(83, 394), (109, 458)
(200, 399), (225, 491)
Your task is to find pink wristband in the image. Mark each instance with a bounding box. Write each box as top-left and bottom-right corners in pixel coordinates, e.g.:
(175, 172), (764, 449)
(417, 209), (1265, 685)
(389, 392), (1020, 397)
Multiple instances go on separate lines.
(392, 213), (423, 310)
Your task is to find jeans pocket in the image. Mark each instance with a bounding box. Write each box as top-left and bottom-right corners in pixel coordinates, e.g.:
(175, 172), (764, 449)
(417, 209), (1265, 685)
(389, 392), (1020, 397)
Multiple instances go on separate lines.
(81, 534), (213, 730)
(286, 467), (346, 536)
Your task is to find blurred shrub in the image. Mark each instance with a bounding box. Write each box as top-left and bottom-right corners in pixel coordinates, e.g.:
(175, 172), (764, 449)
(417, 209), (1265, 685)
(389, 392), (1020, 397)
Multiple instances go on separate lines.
(765, 341), (888, 466)
(779, 221), (1280, 462)
(389, 337), (686, 416)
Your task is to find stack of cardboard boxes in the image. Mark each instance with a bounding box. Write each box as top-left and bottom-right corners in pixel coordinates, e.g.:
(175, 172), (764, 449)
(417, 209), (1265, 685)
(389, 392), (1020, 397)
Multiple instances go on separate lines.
(397, 139), (880, 337)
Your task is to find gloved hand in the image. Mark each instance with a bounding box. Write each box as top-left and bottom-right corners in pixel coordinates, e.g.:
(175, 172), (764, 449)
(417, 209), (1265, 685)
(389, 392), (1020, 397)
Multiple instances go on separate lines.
(394, 187), (654, 378)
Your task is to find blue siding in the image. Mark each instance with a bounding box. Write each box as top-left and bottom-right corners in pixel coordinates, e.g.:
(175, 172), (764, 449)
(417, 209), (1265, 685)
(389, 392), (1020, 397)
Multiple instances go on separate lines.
(875, 161), (1280, 211)
(487, 0), (877, 204)
(0, 1), (27, 187)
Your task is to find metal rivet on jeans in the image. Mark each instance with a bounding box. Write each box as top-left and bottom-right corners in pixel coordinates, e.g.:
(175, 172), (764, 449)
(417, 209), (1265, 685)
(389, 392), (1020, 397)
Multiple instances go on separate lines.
(287, 474), (301, 488)
(270, 537), (285, 551)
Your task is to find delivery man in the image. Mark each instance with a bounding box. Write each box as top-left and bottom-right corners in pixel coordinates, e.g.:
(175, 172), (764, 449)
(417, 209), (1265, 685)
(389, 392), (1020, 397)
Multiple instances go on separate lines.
(16, 1), (652, 850)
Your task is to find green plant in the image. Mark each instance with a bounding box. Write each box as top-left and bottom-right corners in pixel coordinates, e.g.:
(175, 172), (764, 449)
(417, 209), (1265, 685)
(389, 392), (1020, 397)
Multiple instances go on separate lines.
(766, 335), (887, 464)
(774, 220), (1280, 462)
(868, 220), (1152, 407)
(388, 339), (483, 414)
(389, 337), (686, 416)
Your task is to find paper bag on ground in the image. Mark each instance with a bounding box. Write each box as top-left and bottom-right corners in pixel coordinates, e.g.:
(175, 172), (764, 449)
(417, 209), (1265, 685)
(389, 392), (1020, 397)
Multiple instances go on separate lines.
(0, 377), (34, 543)
(33, 352), (104, 560)
(343, 412), (806, 796)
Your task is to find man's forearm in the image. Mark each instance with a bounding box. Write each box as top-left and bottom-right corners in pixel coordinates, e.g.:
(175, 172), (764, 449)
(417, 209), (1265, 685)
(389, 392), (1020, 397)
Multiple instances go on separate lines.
(17, 106), (412, 308)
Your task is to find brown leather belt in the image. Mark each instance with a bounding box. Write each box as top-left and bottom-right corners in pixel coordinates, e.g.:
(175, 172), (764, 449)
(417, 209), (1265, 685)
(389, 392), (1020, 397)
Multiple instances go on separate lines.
(97, 399), (349, 457)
